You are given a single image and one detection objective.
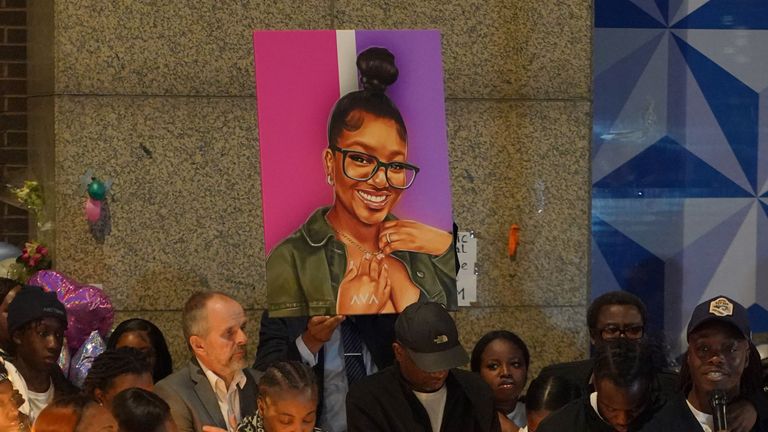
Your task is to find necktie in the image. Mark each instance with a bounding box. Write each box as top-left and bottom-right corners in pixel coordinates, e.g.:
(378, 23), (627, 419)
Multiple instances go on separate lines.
(341, 318), (367, 385)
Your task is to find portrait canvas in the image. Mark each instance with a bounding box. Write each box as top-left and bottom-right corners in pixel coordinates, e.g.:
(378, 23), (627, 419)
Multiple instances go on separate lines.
(254, 29), (456, 317)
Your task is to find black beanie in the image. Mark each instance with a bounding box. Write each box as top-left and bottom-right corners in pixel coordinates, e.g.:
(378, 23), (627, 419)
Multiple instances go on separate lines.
(7, 285), (67, 335)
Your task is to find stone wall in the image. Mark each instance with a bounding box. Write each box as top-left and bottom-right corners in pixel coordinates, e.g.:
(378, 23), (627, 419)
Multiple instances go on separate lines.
(26, 1), (592, 378)
(0, 0), (28, 248)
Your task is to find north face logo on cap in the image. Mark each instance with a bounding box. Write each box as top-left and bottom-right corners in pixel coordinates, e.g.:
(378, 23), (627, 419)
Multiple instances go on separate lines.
(433, 335), (448, 344)
(709, 298), (734, 317)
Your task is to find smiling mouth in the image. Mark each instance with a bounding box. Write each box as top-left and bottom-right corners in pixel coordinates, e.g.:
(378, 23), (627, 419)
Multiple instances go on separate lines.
(705, 371), (728, 381)
(356, 190), (390, 208)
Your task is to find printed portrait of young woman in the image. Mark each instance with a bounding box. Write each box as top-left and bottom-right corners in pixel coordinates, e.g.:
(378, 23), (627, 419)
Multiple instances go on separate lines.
(254, 31), (457, 317)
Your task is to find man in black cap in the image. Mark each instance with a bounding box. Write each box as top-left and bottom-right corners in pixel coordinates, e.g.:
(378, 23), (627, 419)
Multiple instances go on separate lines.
(641, 295), (768, 432)
(346, 302), (499, 432)
(7, 285), (76, 422)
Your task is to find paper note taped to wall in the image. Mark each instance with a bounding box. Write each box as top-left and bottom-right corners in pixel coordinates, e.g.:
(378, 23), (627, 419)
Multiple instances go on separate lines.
(456, 231), (477, 306)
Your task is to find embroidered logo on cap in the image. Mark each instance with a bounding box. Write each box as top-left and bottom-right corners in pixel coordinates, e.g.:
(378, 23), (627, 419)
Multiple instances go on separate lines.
(709, 298), (734, 317)
(433, 335), (448, 344)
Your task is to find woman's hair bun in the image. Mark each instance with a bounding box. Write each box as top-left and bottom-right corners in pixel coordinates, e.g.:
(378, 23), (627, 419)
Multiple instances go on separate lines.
(357, 47), (398, 92)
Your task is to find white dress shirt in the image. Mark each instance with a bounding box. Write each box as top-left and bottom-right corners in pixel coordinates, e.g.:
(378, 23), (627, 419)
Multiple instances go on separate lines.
(199, 360), (247, 432)
(296, 326), (377, 432)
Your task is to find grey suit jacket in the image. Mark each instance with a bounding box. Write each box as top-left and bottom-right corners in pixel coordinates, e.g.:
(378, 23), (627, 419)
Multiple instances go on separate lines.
(155, 359), (259, 432)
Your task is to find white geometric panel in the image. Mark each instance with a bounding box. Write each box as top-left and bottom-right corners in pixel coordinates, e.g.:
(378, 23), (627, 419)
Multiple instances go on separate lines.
(669, 0), (712, 26)
(629, 0), (666, 25)
(676, 29), (768, 92)
(594, 28), (666, 76)
(593, 198), (752, 258)
(698, 201), (758, 306)
(673, 200), (759, 352)
(591, 237), (624, 296)
(682, 198), (754, 248)
(668, 39), (754, 194)
(759, 92), (768, 196)
(593, 33), (668, 183)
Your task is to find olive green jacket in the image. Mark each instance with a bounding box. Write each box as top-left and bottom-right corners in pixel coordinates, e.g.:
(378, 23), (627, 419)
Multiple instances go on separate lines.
(266, 207), (457, 317)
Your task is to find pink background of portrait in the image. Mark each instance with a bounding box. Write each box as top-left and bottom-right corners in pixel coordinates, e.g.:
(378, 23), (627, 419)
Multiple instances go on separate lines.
(254, 30), (453, 254)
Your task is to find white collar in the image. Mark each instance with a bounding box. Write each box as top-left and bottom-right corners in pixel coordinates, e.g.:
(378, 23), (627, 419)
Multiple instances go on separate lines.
(197, 359), (247, 395)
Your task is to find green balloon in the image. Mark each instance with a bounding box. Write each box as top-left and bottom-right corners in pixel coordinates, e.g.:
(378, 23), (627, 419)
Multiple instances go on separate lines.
(87, 179), (107, 200)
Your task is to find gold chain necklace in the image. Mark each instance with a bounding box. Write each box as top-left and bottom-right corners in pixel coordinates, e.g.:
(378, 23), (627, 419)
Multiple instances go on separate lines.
(325, 213), (384, 256)
(333, 228), (383, 256)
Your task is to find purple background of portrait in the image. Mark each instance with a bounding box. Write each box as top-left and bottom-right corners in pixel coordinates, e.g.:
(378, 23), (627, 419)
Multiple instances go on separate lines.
(255, 30), (454, 254)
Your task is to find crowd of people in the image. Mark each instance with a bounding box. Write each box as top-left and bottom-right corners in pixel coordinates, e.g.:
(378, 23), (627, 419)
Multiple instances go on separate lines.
(0, 276), (767, 431)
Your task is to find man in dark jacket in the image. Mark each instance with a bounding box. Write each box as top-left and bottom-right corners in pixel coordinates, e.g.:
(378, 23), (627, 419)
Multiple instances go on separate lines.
(346, 302), (499, 432)
(537, 339), (665, 432)
(640, 296), (768, 432)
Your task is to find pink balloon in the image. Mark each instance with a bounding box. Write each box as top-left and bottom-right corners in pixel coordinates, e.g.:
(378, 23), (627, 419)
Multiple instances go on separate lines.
(84, 198), (101, 222)
(27, 270), (114, 354)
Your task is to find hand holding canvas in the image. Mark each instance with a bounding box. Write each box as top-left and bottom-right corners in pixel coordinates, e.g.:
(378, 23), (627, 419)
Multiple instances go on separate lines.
(301, 315), (345, 354)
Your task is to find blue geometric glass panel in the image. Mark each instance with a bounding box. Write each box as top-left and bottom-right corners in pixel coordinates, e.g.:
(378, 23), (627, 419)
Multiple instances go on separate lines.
(594, 1), (768, 354)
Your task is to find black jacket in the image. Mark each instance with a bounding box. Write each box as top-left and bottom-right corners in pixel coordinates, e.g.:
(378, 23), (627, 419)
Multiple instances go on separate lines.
(346, 365), (500, 432)
(536, 388), (666, 432)
(253, 310), (397, 418)
(639, 393), (768, 432)
(536, 395), (616, 432)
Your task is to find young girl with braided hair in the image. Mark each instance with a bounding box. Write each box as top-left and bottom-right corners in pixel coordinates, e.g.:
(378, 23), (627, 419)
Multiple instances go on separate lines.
(204, 360), (322, 432)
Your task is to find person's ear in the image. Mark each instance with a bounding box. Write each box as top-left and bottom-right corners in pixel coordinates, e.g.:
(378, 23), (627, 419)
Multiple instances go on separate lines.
(189, 335), (205, 356)
(744, 343), (750, 367)
(257, 396), (266, 415)
(589, 329), (598, 346)
(393, 342), (403, 362)
(323, 149), (335, 179)
(94, 388), (106, 406)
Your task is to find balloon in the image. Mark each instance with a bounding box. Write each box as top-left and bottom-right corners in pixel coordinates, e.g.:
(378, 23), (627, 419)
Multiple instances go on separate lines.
(87, 179), (107, 201)
(69, 331), (106, 388)
(58, 340), (71, 378)
(27, 270), (114, 354)
(85, 198), (101, 223)
(0, 242), (21, 261)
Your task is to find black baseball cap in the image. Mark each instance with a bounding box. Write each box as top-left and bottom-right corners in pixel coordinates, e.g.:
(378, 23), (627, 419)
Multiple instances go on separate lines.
(7, 285), (67, 335)
(395, 302), (469, 372)
(687, 295), (750, 339)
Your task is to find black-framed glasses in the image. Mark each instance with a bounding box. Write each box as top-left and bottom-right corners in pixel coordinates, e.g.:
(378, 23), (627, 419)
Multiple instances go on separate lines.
(330, 144), (420, 189)
(599, 325), (644, 340)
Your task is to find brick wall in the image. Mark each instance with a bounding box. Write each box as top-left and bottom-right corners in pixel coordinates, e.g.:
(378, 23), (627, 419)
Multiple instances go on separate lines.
(0, 0), (28, 248)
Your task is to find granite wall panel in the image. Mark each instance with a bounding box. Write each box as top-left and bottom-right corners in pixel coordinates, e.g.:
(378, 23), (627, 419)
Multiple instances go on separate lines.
(49, 95), (266, 311)
(30, 0), (331, 96)
(448, 100), (591, 307)
(26, 0), (594, 369)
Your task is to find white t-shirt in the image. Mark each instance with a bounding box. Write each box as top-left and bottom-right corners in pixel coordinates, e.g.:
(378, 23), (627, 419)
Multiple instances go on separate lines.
(25, 380), (54, 424)
(686, 399), (714, 432)
(413, 386), (448, 432)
